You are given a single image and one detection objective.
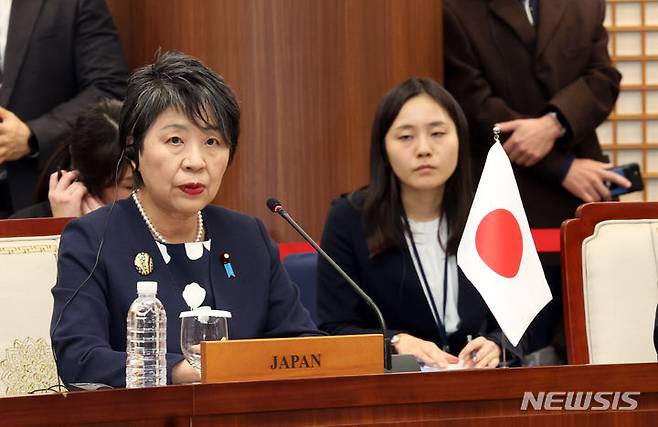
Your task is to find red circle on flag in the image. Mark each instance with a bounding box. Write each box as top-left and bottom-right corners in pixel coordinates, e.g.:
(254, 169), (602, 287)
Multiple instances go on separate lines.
(475, 209), (523, 278)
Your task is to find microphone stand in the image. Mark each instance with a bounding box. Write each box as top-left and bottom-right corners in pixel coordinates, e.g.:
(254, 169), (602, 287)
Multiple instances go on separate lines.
(268, 200), (392, 371)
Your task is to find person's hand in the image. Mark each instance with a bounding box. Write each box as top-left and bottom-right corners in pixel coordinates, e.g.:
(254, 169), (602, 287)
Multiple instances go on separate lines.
(172, 359), (201, 384)
(0, 106), (31, 162)
(392, 333), (459, 368)
(48, 170), (88, 218)
(81, 193), (105, 215)
(497, 115), (562, 167)
(458, 336), (501, 369)
(562, 159), (632, 202)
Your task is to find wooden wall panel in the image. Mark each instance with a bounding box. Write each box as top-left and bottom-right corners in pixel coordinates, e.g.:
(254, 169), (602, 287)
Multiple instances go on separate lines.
(106, 0), (443, 241)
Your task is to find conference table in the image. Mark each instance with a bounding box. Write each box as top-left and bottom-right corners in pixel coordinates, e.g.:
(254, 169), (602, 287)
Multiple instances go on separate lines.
(2, 362), (657, 426)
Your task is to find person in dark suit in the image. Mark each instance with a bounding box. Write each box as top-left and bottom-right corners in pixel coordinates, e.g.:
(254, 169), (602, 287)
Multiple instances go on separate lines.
(10, 99), (133, 219)
(0, 0), (128, 217)
(443, 0), (630, 356)
(51, 52), (319, 388)
(318, 78), (521, 369)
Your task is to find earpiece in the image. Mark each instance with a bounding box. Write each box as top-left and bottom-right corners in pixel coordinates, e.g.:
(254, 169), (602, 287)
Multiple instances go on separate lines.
(123, 144), (137, 162)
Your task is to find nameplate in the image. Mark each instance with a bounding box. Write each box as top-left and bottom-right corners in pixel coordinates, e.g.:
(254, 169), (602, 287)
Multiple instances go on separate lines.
(201, 334), (383, 383)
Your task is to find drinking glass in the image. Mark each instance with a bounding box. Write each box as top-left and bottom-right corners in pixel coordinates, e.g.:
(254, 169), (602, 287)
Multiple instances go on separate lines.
(180, 309), (231, 372)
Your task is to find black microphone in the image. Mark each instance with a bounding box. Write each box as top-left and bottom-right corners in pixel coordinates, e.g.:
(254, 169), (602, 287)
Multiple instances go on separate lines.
(267, 197), (393, 371)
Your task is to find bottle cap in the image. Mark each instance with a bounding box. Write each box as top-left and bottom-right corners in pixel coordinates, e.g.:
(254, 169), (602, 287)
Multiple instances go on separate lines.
(137, 281), (158, 295)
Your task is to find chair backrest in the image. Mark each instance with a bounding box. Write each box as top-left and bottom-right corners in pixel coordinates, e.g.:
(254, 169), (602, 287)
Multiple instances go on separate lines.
(561, 202), (658, 365)
(0, 217), (71, 396)
(283, 252), (318, 323)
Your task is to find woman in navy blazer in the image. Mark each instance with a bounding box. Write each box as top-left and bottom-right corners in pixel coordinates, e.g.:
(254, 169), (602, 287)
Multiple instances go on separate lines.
(51, 52), (319, 387)
(318, 78), (523, 369)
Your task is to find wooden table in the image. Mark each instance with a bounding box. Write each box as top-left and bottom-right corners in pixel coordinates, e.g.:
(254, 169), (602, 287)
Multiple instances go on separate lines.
(2, 363), (658, 426)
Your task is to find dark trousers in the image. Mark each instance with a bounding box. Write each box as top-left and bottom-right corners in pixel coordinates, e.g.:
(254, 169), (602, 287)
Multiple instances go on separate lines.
(0, 169), (13, 218)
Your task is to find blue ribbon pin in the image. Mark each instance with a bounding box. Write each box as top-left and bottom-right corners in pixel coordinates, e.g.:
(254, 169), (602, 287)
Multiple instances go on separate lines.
(222, 252), (236, 278)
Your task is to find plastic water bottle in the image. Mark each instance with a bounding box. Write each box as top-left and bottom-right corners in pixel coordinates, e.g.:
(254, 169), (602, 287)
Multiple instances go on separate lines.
(126, 281), (167, 388)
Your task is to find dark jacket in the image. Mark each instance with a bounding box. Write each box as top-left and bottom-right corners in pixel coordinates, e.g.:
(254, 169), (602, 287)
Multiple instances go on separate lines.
(51, 199), (319, 387)
(9, 200), (53, 219)
(1, 0), (128, 212)
(444, 0), (620, 229)
(317, 194), (524, 359)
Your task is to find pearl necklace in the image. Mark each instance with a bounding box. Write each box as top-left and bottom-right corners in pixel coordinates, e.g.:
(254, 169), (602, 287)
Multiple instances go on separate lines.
(132, 190), (204, 243)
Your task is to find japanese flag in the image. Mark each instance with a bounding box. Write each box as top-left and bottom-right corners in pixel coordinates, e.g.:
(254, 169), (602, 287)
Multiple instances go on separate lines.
(457, 142), (552, 347)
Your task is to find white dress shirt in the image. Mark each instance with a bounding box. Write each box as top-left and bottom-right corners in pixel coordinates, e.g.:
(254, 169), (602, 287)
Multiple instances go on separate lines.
(520, 0), (535, 26)
(0, 0), (13, 74)
(405, 216), (460, 335)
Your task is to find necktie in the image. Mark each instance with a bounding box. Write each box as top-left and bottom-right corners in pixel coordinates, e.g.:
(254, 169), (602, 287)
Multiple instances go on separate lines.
(524, 0), (539, 27)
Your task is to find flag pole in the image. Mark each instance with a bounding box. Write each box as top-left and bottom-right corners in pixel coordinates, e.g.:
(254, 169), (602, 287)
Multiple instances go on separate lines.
(501, 330), (508, 368)
(493, 125), (501, 144)
(494, 126), (508, 369)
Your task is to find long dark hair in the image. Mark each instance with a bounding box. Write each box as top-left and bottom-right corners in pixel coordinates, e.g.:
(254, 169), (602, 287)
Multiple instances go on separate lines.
(360, 77), (473, 257)
(34, 99), (124, 201)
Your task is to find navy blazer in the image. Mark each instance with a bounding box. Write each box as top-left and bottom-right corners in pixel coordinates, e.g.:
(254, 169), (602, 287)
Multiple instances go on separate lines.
(51, 198), (319, 387)
(318, 194), (524, 360)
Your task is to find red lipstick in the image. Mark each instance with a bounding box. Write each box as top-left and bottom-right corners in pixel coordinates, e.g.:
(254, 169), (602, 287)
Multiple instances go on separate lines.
(180, 183), (205, 195)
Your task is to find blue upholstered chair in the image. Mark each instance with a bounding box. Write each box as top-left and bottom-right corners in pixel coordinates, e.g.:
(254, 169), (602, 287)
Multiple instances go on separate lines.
(283, 252), (318, 323)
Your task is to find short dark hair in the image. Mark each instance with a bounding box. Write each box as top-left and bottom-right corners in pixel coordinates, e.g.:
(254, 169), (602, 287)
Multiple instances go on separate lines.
(119, 51), (240, 187)
(34, 99), (125, 201)
(360, 77), (473, 257)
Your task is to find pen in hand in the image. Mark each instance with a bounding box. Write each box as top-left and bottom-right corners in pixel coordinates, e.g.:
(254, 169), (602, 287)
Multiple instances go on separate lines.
(467, 334), (478, 364)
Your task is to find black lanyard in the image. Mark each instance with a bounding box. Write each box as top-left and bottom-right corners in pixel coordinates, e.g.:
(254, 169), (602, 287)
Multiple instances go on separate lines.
(403, 215), (449, 347)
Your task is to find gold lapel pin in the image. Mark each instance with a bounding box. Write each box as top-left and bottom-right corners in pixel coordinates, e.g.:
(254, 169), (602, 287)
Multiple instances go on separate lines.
(134, 252), (154, 276)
